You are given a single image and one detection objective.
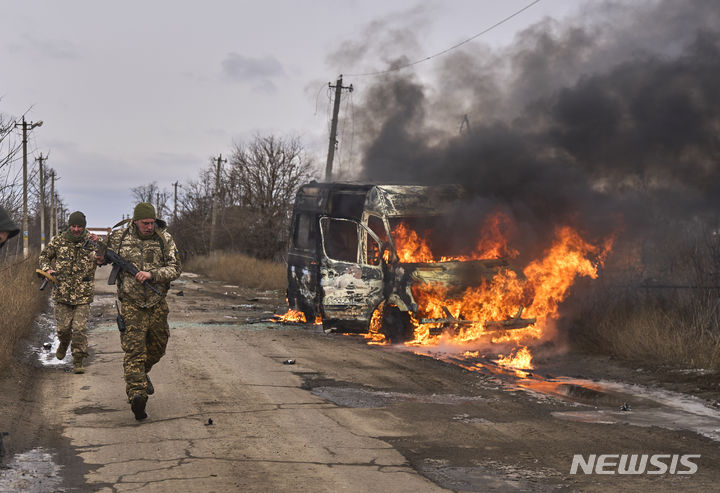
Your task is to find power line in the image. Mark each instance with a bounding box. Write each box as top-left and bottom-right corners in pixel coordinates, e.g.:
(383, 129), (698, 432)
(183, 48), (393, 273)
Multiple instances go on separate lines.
(345, 0), (542, 77)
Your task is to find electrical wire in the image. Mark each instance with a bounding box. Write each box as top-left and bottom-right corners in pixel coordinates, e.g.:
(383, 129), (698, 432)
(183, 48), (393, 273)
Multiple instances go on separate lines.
(345, 0), (542, 77)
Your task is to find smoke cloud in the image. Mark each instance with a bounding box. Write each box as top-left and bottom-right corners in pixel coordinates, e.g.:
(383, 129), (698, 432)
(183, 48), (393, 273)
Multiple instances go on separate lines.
(334, 0), (720, 262)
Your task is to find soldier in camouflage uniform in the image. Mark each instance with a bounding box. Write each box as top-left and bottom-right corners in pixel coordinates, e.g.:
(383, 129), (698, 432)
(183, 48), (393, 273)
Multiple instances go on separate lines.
(103, 202), (181, 420)
(0, 206), (20, 249)
(39, 211), (98, 374)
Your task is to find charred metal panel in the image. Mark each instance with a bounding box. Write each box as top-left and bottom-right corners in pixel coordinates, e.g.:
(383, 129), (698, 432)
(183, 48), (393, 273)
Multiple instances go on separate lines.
(408, 259), (508, 289)
(288, 264), (316, 307)
(388, 259), (510, 311)
(320, 260), (383, 323)
(365, 185), (464, 217)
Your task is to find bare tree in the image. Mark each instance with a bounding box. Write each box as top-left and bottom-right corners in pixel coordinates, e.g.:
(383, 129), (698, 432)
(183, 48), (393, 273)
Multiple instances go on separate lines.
(224, 135), (315, 258)
(0, 111), (22, 211)
(228, 135), (313, 212)
(131, 181), (171, 219)
(169, 168), (216, 256)
(169, 135), (316, 258)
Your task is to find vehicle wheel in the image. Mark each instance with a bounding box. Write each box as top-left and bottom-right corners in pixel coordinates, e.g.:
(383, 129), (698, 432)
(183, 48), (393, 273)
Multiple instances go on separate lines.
(381, 305), (413, 344)
(300, 304), (315, 324)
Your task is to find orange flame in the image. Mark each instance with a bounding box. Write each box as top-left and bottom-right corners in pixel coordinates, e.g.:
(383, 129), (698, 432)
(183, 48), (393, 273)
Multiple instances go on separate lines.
(273, 309), (307, 323)
(495, 346), (533, 370)
(392, 212), (519, 263)
(365, 302), (390, 345)
(393, 223), (435, 263)
(388, 214), (613, 356)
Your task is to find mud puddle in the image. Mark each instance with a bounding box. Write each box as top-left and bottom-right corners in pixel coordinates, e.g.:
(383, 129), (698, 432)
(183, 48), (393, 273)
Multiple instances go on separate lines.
(0, 447), (63, 492)
(419, 459), (563, 493)
(548, 379), (720, 442)
(28, 310), (67, 369)
(399, 346), (720, 442)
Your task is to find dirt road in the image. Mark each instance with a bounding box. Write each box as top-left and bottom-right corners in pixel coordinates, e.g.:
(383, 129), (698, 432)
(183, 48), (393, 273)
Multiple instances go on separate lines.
(1, 267), (719, 492)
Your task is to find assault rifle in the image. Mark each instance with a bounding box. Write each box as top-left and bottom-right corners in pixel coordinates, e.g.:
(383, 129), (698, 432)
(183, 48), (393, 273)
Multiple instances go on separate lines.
(104, 248), (162, 295)
(36, 269), (58, 291)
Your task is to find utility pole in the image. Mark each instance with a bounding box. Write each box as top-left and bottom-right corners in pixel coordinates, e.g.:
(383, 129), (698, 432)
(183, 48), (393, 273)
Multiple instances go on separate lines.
(172, 181), (180, 224)
(209, 154), (226, 252)
(459, 114), (471, 135)
(156, 192), (161, 219)
(14, 116), (43, 257)
(36, 153), (48, 250)
(325, 75), (353, 182)
(49, 170), (56, 238)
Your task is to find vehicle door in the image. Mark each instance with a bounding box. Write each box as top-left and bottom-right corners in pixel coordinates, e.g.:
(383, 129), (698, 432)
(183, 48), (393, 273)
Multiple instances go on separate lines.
(287, 211), (321, 320)
(319, 217), (384, 324)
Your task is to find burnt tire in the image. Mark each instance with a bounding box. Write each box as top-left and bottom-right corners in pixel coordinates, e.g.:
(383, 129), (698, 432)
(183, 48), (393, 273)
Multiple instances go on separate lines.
(381, 306), (413, 344)
(301, 307), (315, 323)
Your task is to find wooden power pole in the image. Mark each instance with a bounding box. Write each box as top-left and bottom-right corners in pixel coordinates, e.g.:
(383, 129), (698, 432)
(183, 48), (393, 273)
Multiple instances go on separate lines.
(49, 170), (56, 238)
(36, 153), (47, 250)
(325, 75), (353, 182)
(173, 181), (179, 224)
(209, 154), (226, 252)
(15, 117), (43, 257)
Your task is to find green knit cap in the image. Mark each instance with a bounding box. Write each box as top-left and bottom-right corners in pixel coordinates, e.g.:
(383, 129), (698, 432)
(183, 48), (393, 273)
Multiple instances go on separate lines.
(133, 202), (156, 220)
(68, 211), (87, 227)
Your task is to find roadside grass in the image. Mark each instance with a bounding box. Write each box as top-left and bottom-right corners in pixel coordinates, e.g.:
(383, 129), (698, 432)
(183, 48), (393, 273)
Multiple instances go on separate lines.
(572, 288), (720, 370)
(572, 233), (720, 370)
(0, 255), (47, 368)
(184, 251), (286, 290)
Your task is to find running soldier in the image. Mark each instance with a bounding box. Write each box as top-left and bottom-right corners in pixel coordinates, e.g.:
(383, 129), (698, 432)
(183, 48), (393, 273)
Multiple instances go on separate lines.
(39, 211), (98, 373)
(102, 202), (181, 420)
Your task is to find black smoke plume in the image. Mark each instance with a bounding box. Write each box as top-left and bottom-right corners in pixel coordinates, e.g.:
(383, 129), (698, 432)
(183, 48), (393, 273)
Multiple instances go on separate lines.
(336, 1), (720, 265)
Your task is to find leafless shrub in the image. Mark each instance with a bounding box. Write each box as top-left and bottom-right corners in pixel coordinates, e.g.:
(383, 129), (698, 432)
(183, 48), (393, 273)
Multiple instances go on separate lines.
(573, 226), (720, 369)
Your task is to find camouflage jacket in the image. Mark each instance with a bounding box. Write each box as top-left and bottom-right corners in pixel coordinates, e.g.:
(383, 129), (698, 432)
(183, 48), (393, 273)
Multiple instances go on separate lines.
(105, 223), (181, 308)
(39, 230), (97, 305)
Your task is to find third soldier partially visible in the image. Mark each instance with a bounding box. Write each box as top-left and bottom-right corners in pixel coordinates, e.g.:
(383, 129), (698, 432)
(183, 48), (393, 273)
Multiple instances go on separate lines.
(0, 206), (20, 250)
(39, 211), (98, 374)
(101, 202), (181, 420)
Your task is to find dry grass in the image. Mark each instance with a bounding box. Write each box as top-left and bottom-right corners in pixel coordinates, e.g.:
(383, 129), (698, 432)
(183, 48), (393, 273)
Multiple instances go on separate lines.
(571, 231), (720, 370)
(573, 287), (720, 370)
(184, 251), (286, 290)
(0, 254), (48, 367)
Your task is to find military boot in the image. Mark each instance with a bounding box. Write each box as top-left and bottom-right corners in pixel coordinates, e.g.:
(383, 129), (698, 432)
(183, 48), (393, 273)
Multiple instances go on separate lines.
(131, 394), (148, 420)
(56, 341), (69, 360)
(73, 356), (85, 374)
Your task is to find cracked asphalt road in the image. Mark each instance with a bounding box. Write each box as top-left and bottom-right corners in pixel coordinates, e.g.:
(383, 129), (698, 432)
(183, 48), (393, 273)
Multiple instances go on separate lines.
(3, 267), (720, 492)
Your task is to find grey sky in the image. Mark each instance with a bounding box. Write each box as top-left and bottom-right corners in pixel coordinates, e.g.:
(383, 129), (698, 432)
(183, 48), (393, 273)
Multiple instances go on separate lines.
(1, 0), (581, 227)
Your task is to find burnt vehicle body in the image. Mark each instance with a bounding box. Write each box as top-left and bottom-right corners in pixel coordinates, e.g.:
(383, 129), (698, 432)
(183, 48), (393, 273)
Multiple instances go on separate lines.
(286, 182), (534, 342)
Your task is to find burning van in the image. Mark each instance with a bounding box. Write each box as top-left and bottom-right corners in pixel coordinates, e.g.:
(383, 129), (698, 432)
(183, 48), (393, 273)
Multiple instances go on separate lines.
(286, 182), (537, 343)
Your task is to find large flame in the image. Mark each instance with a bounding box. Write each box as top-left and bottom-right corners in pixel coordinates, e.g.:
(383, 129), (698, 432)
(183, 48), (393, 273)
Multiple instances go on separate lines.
(384, 212), (613, 352)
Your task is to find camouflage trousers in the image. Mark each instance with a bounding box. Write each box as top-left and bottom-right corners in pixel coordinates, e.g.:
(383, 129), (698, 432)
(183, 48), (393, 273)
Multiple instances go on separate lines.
(119, 299), (170, 401)
(54, 302), (90, 358)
